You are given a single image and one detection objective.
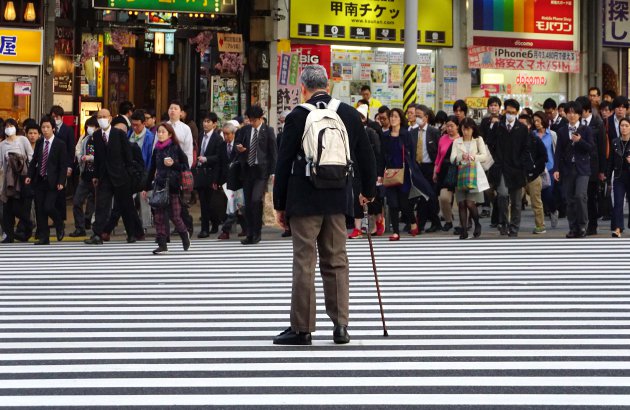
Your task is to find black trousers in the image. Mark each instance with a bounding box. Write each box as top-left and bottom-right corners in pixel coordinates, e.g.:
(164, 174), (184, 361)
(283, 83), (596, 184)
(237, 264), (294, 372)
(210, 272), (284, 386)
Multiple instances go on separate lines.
(243, 167), (267, 239)
(92, 178), (136, 238)
(55, 186), (67, 220)
(104, 194), (143, 237)
(34, 181), (62, 239)
(415, 162), (441, 229)
(587, 180), (600, 230)
(2, 196), (32, 240)
(198, 187), (226, 232)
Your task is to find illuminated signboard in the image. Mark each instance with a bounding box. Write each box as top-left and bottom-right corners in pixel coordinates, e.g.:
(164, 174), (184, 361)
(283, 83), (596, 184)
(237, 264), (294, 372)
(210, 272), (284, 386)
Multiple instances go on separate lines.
(92, 0), (236, 14)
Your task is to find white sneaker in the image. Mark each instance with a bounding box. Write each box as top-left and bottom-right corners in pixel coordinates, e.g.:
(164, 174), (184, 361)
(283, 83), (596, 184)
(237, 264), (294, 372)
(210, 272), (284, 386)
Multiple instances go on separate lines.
(550, 211), (559, 229)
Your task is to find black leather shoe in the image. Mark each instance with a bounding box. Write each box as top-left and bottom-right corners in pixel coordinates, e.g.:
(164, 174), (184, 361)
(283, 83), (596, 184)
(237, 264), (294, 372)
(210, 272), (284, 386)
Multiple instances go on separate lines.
(68, 229), (86, 237)
(333, 325), (350, 344)
(197, 231), (210, 239)
(586, 227), (598, 236)
(273, 327), (312, 345)
(1, 237), (14, 243)
(576, 229), (587, 238)
(84, 235), (103, 245)
(281, 230), (292, 237)
(498, 225), (508, 236)
(126, 236), (136, 243)
(425, 224), (441, 233)
(56, 226), (65, 242)
(241, 236), (261, 245)
(209, 226), (219, 234)
(508, 230), (518, 238)
(442, 222), (453, 232)
(34, 239), (50, 245)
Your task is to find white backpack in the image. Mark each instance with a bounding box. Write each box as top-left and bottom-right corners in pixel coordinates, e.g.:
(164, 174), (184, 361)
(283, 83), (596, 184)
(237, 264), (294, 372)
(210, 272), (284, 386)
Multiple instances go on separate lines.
(299, 98), (353, 189)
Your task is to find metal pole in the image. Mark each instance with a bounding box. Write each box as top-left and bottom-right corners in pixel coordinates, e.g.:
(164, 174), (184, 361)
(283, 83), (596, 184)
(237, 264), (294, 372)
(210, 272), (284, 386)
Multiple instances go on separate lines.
(403, 0), (419, 111)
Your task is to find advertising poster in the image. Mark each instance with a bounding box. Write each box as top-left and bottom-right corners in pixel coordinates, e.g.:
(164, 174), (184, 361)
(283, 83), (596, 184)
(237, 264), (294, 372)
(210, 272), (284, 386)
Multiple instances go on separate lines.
(211, 76), (239, 125)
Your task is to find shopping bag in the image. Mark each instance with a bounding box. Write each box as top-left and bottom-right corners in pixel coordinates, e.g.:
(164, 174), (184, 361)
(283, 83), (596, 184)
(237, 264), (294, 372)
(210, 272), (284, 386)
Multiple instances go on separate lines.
(456, 161), (477, 191)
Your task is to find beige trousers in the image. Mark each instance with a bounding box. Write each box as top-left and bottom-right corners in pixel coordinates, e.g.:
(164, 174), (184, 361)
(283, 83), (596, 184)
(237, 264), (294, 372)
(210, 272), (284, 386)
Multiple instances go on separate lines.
(525, 176), (545, 228)
(438, 188), (454, 223)
(289, 213), (349, 333)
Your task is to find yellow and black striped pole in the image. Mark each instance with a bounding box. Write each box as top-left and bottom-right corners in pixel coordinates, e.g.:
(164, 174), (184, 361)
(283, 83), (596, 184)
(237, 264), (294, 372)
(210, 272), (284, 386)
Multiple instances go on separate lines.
(403, 64), (417, 110)
(403, 0), (418, 110)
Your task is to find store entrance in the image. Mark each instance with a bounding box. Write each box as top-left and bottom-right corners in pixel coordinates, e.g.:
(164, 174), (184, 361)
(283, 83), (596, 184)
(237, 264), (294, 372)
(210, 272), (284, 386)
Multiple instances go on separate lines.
(0, 75), (34, 124)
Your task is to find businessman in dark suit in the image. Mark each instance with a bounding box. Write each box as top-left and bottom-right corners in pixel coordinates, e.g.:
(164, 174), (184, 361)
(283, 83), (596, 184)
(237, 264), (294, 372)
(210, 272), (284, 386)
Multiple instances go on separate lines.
(234, 105), (277, 244)
(197, 112), (227, 238)
(553, 101), (594, 238)
(85, 109), (137, 245)
(607, 95), (629, 145)
(543, 98), (569, 133)
(576, 96), (607, 235)
(412, 104), (441, 232)
(50, 106), (76, 222)
(25, 116), (67, 245)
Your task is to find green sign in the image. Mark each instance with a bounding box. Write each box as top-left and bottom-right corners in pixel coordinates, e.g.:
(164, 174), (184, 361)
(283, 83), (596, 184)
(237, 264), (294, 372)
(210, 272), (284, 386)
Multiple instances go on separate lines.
(92, 0), (236, 14)
(288, 54), (299, 86)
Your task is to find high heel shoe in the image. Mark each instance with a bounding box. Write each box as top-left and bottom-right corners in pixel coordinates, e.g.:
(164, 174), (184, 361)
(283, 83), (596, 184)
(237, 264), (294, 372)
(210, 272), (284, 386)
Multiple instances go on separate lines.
(389, 233), (400, 241)
(473, 223), (481, 238)
(375, 219), (385, 236)
(409, 226), (419, 236)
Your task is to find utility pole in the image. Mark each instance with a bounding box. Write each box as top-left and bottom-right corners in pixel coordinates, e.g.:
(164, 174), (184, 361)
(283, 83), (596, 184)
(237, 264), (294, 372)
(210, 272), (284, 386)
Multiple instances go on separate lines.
(403, 0), (418, 111)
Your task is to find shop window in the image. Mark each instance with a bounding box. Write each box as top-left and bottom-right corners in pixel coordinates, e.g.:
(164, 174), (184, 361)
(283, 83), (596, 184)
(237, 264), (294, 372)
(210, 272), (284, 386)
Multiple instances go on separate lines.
(0, 80), (30, 123)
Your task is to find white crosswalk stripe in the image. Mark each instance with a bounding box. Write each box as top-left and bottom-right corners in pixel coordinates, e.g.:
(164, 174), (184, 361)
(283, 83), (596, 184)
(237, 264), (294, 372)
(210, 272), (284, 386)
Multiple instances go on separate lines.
(0, 238), (630, 408)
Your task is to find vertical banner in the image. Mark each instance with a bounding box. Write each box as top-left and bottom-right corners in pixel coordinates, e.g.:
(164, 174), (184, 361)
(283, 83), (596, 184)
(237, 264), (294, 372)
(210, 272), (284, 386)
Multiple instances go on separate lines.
(276, 52), (302, 127)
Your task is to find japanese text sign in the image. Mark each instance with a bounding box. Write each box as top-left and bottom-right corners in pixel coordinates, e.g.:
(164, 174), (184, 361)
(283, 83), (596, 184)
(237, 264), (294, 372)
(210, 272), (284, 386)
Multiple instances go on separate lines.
(468, 0), (578, 51)
(468, 46), (580, 73)
(290, 0), (452, 47)
(605, 0), (630, 46)
(92, 0), (236, 14)
(217, 33), (243, 53)
(0, 28), (43, 65)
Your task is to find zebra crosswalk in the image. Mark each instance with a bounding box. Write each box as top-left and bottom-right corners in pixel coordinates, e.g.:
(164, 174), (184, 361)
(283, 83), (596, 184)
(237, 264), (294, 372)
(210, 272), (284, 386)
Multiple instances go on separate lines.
(0, 238), (629, 407)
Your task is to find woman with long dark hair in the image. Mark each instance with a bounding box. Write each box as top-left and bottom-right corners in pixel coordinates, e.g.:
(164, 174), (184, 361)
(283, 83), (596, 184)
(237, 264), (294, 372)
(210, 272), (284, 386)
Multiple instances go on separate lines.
(142, 122), (191, 254)
(450, 118), (489, 239)
(382, 107), (418, 240)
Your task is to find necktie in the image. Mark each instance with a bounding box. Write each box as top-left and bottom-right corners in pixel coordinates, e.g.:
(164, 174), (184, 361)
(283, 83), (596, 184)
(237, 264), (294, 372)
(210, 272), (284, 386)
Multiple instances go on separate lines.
(248, 128), (258, 166)
(103, 132), (108, 145)
(569, 126), (577, 134)
(201, 135), (209, 155)
(415, 128), (424, 163)
(227, 143), (232, 156)
(40, 140), (49, 177)
(507, 123), (512, 132)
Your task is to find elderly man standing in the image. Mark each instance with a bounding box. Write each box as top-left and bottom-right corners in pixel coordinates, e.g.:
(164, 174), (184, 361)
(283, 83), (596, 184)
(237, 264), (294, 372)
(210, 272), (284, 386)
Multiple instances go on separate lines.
(273, 64), (376, 345)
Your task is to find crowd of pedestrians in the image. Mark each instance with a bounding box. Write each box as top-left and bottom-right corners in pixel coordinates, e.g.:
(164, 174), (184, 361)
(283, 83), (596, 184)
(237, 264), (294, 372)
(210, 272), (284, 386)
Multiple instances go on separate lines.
(1, 79), (629, 252)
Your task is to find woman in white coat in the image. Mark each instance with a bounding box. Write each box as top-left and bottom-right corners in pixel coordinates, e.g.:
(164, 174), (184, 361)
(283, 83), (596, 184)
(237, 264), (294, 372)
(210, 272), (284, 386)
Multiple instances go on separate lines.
(450, 118), (490, 239)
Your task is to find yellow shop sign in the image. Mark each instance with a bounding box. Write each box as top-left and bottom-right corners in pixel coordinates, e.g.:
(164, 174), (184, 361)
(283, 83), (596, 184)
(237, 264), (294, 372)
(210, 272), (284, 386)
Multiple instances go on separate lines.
(0, 28), (43, 65)
(290, 0), (453, 47)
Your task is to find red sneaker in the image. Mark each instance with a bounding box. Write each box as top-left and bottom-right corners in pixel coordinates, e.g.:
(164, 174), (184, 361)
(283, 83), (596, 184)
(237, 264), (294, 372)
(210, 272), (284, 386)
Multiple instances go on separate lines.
(217, 231), (230, 240)
(348, 228), (363, 239)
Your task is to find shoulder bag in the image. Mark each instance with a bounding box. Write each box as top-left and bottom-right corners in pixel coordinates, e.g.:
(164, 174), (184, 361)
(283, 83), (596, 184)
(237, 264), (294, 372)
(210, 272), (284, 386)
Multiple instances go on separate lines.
(383, 144), (405, 187)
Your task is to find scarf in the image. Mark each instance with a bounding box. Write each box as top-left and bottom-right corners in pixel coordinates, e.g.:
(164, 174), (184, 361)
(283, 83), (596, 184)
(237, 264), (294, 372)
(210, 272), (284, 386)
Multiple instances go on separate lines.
(155, 138), (173, 151)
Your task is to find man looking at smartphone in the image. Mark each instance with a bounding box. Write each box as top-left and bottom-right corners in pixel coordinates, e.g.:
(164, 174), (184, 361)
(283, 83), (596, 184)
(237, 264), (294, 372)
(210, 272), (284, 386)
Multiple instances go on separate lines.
(553, 101), (594, 238)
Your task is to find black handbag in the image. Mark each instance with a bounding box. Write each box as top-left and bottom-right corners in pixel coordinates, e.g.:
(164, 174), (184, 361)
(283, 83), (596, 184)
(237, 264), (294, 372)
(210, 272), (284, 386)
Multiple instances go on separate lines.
(192, 167), (213, 190)
(226, 161), (242, 191)
(444, 163), (458, 190)
(149, 182), (170, 209)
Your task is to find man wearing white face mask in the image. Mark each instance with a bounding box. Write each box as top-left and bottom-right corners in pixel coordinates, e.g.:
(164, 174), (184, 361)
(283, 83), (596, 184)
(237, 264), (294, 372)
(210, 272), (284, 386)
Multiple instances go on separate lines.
(488, 98), (530, 237)
(69, 116), (98, 237)
(85, 109), (136, 245)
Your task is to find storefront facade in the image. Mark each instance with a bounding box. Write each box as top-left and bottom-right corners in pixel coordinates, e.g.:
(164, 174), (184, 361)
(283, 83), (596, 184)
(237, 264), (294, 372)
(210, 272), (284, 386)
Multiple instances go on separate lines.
(0, 0), (45, 122)
(276, 0), (453, 125)
(466, 0), (580, 117)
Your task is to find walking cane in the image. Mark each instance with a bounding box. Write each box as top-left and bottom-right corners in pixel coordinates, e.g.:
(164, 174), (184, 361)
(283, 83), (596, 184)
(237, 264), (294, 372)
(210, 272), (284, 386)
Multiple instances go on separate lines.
(363, 203), (388, 337)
